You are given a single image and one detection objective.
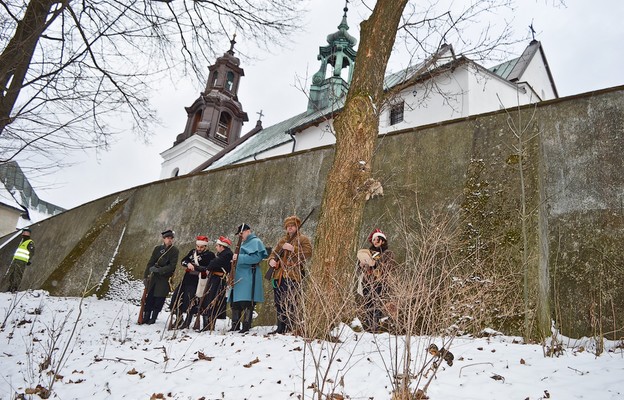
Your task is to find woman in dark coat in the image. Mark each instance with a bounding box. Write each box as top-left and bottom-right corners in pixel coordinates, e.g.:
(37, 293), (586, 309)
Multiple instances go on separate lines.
(192, 236), (233, 332)
(169, 236), (214, 329)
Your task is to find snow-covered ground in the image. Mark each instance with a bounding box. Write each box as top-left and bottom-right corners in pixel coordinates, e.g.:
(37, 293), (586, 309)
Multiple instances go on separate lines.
(0, 291), (622, 399)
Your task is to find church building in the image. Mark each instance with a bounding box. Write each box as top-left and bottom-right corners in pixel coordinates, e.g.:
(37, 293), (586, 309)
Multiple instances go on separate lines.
(160, 5), (558, 178)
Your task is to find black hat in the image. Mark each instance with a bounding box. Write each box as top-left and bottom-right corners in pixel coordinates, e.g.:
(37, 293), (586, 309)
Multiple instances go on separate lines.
(235, 223), (251, 234)
(161, 229), (175, 238)
(21, 228), (31, 233)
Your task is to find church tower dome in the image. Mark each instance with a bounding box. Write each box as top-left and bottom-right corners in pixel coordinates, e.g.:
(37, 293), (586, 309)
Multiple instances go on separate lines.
(307, 3), (357, 113)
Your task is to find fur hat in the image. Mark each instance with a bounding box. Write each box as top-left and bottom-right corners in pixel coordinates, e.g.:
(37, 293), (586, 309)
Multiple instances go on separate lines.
(161, 229), (175, 238)
(216, 236), (232, 247)
(195, 235), (209, 247)
(367, 228), (386, 243)
(283, 215), (302, 229)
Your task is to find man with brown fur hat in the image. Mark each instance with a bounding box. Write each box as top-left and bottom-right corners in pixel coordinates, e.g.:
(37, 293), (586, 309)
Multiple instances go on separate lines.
(267, 215), (313, 334)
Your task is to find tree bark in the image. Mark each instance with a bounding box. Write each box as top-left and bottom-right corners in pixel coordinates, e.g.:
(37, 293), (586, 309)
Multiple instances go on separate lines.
(308, 0), (408, 336)
(0, 0), (66, 135)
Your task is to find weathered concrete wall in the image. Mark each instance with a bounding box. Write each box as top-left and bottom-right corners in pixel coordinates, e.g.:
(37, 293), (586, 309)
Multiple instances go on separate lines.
(1, 86), (622, 338)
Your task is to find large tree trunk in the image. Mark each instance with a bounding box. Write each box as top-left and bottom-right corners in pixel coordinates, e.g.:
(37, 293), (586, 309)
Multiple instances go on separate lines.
(0, 0), (66, 136)
(307, 0), (408, 337)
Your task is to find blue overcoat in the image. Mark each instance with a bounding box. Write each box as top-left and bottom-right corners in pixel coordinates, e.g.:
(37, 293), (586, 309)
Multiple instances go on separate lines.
(229, 233), (268, 303)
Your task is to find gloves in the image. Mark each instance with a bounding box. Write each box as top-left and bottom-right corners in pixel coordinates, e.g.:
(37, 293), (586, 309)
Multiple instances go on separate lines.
(149, 266), (158, 274)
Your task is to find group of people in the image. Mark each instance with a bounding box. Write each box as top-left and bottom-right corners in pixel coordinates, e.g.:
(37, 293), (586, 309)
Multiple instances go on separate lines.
(138, 216), (314, 335)
(1, 219), (395, 335)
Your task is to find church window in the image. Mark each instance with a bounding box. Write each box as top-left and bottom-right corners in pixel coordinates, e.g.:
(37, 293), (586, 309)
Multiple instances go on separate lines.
(226, 71), (235, 92)
(390, 101), (404, 125)
(212, 71), (219, 87)
(171, 168), (179, 177)
(216, 112), (232, 142)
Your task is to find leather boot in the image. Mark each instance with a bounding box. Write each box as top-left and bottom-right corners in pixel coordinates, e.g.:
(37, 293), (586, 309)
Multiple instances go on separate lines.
(229, 308), (241, 332)
(147, 311), (159, 325)
(200, 315), (215, 332)
(141, 311), (150, 325)
(180, 313), (192, 329)
(269, 321), (286, 335)
(239, 308), (252, 333)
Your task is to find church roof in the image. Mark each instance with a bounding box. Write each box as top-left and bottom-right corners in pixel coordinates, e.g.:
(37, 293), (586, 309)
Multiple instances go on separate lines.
(209, 112), (307, 169)
(203, 41), (554, 172)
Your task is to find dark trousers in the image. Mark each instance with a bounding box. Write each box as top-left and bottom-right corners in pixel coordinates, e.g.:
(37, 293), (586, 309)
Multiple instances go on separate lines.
(273, 278), (300, 331)
(145, 290), (166, 314)
(4, 259), (26, 292)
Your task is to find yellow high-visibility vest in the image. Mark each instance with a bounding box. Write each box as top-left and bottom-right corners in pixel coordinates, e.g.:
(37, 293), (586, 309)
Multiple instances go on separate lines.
(13, 239), (32, 262)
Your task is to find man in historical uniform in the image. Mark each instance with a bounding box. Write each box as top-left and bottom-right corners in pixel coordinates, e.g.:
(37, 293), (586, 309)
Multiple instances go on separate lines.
(229, 224), (268, 333)
(141, 229), (179, 325)
(268, 215), (313, 334)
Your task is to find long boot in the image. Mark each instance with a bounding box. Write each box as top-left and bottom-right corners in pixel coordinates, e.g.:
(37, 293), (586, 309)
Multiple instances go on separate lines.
(141, 311), (150, 325)
(180, 313), (193, 329)
(147, 311), (159, 325)
(239, 308), (252, 333)
(269, 321), (286, 335)
(229, 308), (241, 332)
(200, 315), (215, 332)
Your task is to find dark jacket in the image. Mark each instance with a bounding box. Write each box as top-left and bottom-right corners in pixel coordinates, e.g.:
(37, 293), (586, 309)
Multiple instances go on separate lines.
(180, 248), (215, 287)
(144, 244), (179, 297)
(203, 246), (233, 275)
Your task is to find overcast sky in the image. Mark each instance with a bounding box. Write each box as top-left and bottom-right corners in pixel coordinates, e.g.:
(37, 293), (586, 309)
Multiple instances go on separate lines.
(34, 0), (624, 210)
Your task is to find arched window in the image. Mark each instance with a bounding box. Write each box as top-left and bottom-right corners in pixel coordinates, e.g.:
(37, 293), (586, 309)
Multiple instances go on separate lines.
(225, 71), (235, 92)
(212, 71), (219, 87)
(171, 167), (180, 177)
(216, 112), (232, 142)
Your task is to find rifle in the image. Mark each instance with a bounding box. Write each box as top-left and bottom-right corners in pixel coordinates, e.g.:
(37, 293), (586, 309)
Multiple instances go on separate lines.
(227, 233), (244, 290)
(137, 273), (152, 324)
(265, 207), (315, 281)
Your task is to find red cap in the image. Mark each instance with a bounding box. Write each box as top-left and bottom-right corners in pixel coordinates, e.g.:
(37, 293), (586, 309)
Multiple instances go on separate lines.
(216, 236), (232, 247)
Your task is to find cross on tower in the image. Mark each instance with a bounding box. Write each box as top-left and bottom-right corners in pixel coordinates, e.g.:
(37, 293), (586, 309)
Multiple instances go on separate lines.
(256, 110), (265, 121)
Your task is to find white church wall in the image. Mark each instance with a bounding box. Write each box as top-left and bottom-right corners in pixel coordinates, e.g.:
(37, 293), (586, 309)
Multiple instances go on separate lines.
(518, 52), (557, 100)
(294, 121), (336, 152)
(160, 135), (223, 178)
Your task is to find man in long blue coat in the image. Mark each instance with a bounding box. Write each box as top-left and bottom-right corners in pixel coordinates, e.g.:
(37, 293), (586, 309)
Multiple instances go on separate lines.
(229, 223), (267, 333)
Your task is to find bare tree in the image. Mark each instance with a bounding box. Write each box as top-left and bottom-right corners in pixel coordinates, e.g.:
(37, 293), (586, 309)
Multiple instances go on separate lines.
(0, 0), (301, 165)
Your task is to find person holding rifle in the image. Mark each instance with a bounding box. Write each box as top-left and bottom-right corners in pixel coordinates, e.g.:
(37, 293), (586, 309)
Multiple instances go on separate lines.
(169, 235), (214, 329)
(140, 229), (179, 325)
(191, 235), (233, 332)
(229, 223), (268, 333)
(268, 215), (313, 334)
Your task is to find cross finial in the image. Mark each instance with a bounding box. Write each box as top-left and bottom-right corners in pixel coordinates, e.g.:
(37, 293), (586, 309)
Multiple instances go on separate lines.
(529, 21), (536, 41)
(228, 33), (237, 54)
(256, 109), (265, 121)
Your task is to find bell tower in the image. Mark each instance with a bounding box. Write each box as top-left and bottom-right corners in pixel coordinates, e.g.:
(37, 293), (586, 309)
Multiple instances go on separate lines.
(160, 36), (249, 178)
(307, 3), (357, 113)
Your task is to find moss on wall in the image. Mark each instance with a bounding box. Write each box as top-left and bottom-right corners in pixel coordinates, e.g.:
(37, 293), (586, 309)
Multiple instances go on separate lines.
(3, 87), (623, 339)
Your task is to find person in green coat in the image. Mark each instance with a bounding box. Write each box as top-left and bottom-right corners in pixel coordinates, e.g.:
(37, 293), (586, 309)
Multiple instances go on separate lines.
(142, 229), (179, 325)
(229, 223), (268, 333)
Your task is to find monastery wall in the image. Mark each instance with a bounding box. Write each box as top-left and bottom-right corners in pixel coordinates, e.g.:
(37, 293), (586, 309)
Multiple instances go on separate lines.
(2, 86), (623, 338)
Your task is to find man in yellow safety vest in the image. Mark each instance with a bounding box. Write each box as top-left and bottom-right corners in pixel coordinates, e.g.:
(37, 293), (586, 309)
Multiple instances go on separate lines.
(3, 228), (35, 292)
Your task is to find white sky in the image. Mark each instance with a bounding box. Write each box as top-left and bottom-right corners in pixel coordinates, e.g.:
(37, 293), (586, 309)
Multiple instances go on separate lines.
(33, 0), (624, 210)
(1, 290), (623, 399)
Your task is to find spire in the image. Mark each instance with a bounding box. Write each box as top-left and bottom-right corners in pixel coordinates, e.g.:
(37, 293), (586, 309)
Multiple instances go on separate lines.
(307, 1), (358, 113)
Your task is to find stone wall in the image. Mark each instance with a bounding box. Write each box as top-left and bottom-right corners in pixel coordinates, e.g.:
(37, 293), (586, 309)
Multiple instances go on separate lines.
(1, 86), (622, 338)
